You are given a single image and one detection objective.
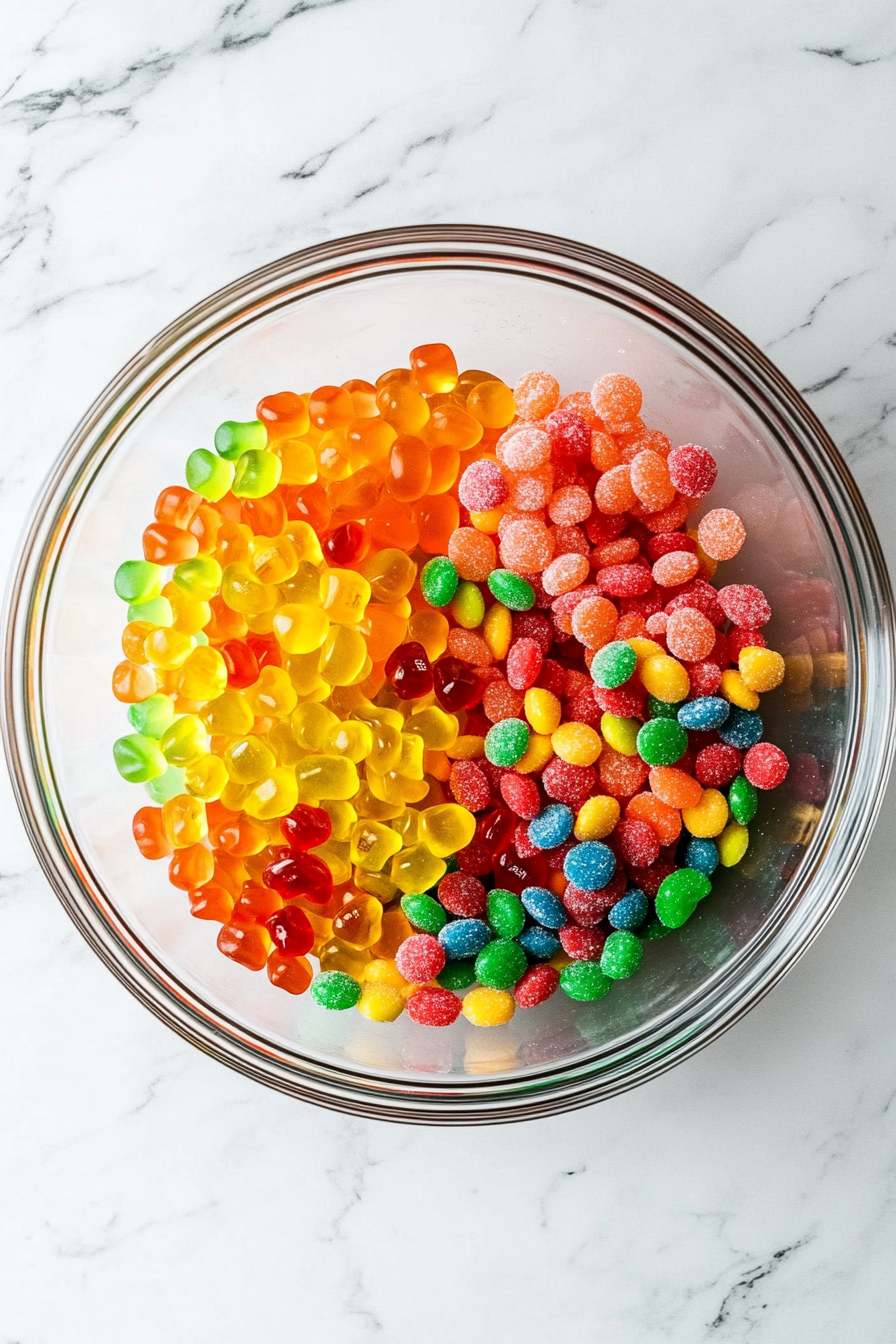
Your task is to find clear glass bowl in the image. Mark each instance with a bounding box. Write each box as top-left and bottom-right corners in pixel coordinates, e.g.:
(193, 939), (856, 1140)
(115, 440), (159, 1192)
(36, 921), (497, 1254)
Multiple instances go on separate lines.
(3, 226), (894, 1123)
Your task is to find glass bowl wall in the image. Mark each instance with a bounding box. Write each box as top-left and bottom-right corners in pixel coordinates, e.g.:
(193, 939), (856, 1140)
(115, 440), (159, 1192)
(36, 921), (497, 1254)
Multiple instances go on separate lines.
(3, 226), (893, 1122)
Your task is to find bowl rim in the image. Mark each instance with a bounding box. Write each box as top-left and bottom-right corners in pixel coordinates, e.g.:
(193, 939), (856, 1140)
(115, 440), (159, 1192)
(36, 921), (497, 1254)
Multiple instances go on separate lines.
(3, 223), (894, 1124)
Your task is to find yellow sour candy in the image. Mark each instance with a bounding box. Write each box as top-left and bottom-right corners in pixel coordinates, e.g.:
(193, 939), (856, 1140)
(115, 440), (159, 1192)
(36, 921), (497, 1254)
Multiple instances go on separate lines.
(719, 668), (761, 711)
(718, 820), (749, 866)
(462, 986), (515, 1026)
(639, 654), (690, 703)
(681, 787), (729, 838)
(738, 646), (785, 693)
(524, 688), (561, 735)
(599, 714), (640, 756)
(551, 722), (602, 766)
(574, 794), (620, 841)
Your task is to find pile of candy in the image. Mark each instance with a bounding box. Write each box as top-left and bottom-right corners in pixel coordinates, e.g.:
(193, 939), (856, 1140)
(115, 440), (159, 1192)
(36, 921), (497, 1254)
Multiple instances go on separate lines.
(112, 344), (790, 1028)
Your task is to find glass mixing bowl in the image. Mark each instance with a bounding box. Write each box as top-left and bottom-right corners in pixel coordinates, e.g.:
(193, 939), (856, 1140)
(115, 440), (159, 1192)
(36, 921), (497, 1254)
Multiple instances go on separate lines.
(3, 226), (893, 1123)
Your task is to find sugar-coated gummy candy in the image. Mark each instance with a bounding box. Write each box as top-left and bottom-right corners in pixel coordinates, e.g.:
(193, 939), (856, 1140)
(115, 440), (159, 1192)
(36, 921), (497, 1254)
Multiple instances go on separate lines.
(636, 718), (688, 766)
(500, 770), (542, 819)
(717, 584), (771, 628)
(474, 938), (528, 990)
(487, 888), (526, 938)
(400, 892), (448, 934)
(728, 774), (759, 825)
(590, 640), (637, 689)
(600, 930), (643, 979)
(738, 646), (785, 692)
(681, 787), (729, 838)
(608, 889), (649, 930)
(438, 871), (487, 918)
(436, 959), (478, 991)
(520, 885), (568, 929)
(395, 933), (446, 984)
(420, 555), (459, 607)
(485, 717), (530, 767)
(514, 963), (560, 1007)
(559, 960), (612, 1001)
(514, 369), (560, 420)
(563, 841), (615, 892)
(665, 607), (716, 662)
(506, 637), (543, 690)
(543, 759), (598, 807)
(697, 509), (746, 562)
(717, 708), (763, 750)
(667, 443), (717, 498)
(439, 918), (493, 960)
(458, 459), (508, 511)
(406, 986), (462, 1027)
(488, 569), (536, 611)
(743, 742), (789, 789)
(462, 986), (515, 1027)
(591, 373), (642, 429)
(695, 743), (742, 788)
(718, 821), (749, 867)
(677, 696), (730, 731)
(655, 868), (712, 928)
(518, 925), (562, 960)
(614, 818), (660, 868)
(450, 760), (491, 812)
(311, 971), (362, 1011)
(528, 803), (574, 851)
(684, 836), (719, 876)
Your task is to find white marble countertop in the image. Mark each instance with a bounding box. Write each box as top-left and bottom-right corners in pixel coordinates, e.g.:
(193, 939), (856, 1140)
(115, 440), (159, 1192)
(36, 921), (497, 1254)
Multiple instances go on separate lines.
(2, 2), (895, 1340)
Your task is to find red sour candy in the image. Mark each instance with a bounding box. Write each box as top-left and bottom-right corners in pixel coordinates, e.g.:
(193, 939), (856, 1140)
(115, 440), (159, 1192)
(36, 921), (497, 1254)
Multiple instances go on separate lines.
(500, 771), (542, 819)
(559, 925), (607, 961)
(667, 444), (717, 498)
(728, 627), (767, 659)
(506, 637), (543, 690)
(514, 964), (560, 1008)
(613, 817), (661, 868)
(395, 934), (446, 984)
(280, 804), (333, 851)
(438, 871), (488, 917)
(512, 610), (554, 655)
(717, 584), (772, 628)
(264, 906), (314, 957)
(647, 532), (697, 562)
(458, 459), (508, 511)
(743, 742), (789, 789)
(406, 986), (462, 1025)
(545, 408), (591, 459)
(542, 759), (598, 807)
(695, 743), (742, 788)
(385, 641), (433, 699)
(450, 760), (491, 812)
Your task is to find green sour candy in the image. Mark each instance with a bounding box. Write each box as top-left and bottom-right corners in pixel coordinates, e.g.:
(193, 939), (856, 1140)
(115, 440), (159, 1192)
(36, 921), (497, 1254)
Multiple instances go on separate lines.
(487, 888), (526, 938)
(485, 717), (529, 767)
(185, 449), (234, 502)
(729, 774), (759, 825)
(113, 733), (166, 783)
(600, 930), (643, 979)
(436, 958), (477, 990)
(174, 556), (223, 602)
(655, 867), (712, 928)
(127, 595), (173, 627)
(559, 960), (612, 1001)
(114, 560), (162, 604)
(591, 640), (637, 689)
(400, 892), (447, 934)
(232, 449), (282, 499)
(420, 556), (458, 607)
(487, 569), (535, 611)
(636, 718), (688, 766)
(646, 694), (684, 720)
(214, 419), (267, 460)
(311, 970), (362, 1011)
(127, 693), (176, 739)
(474, 938), (527, 990)
(144, 765), (186, 803)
